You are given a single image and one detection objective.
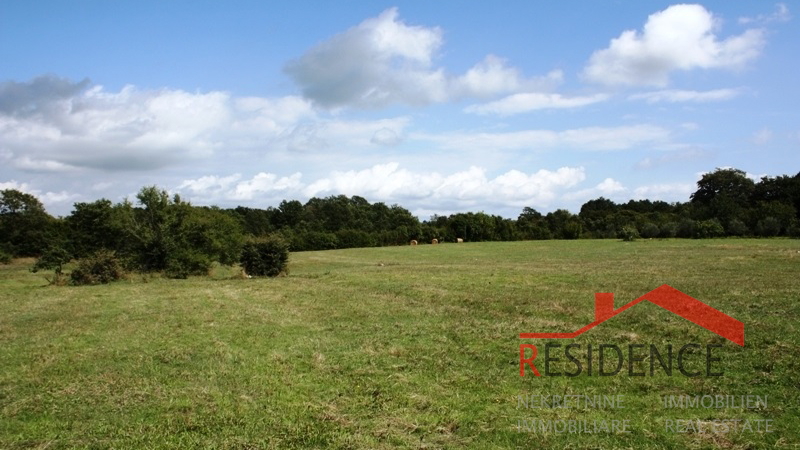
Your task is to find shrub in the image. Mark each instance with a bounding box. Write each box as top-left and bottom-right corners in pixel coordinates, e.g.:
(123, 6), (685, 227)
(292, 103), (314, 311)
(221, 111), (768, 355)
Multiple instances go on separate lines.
(676, 219), (697, 238)
(287, 230), (338, 252)
(335, 229), (376, 249)
(0, 248), (11, 265)
(756, 217), (781, 237)
(788, 220), (800, 239)
(619, 226), (639, 242)
(240, 235), (289, 277)
(695, 219), (725, 238)
(726, 219), (748, 237)
(562, 221), (582, 240)
(163, 249), (212, 279)
(659, 222), (678, 238)
(31, 245), (72, 284)
(70, 250), (125, 285)
(640, 223), (660, 239)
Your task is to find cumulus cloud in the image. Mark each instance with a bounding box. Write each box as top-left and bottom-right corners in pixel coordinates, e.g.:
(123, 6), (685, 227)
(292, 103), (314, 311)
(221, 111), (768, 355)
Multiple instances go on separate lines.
(284, 8), (446, 108)
(284, 8), (562, 109)
(0, 80), (242, 171)
(0, 75), (421, 178)
(229, 172), (304, 201)
(0, 75), (91, 116)
(583, 4), (765, 86)
(628, 88), (740, 103)
(177, 163), (587, 211)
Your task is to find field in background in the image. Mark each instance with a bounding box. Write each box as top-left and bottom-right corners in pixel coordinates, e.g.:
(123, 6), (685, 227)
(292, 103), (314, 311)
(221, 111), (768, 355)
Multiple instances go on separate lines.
(1, 239), (799, 448)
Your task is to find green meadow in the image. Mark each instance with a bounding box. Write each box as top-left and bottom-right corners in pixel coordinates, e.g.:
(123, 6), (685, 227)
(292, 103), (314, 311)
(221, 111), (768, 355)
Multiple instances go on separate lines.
(1, 239), (799, 449)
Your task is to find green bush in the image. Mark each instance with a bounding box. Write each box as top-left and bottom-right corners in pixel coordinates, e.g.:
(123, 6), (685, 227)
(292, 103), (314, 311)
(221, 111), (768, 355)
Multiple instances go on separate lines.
(695, 219), (725, 238)
(756, 217), (781, 237)
(640, 223), (660, 239)
(0, 246), (11, 264)
(788, 220), (800, 239)
(31, 245), (72, 284)
(335, 229), (377, 249)
(726, 219), (748, 237)
(619, 226), (639, 242)
(676, 219), (697, 238)
(70, 250), (126, 285)
(240, 235), (289, 277)
(659, 222), (678, 238)
(287, 230), (338, 252)
(562, 221), (582, 240)
(163, 249), (213, 279)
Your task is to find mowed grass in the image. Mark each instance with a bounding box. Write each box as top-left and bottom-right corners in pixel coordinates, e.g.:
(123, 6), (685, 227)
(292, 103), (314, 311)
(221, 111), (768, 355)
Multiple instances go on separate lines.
(1, 239), (799, 449)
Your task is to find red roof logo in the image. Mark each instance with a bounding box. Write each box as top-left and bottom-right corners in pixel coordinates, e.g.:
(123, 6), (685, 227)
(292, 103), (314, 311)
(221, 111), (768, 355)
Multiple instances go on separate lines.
(519, 284), (744, 346)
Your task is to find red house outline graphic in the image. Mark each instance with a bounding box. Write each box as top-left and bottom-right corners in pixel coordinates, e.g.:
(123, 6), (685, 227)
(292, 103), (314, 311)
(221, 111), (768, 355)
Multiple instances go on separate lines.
(519, 284), (744, 346)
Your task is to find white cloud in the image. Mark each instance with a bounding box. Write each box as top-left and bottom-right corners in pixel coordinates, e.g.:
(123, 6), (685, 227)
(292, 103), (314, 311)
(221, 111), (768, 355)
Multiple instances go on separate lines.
(370, 127), (403, 146)
(177, 163), (587, 212)
(563, 177), (626, 201)
(739, 3), (791, 25)
(284, 9), (562, 109)
(230, 172), (304, 201)
(416, 124), (670, 153)
(629, 88), (740, 103)
(0, 180), (32, 192)
(178, 174), (242, 194)
(281, 117), (410, 152)
(583, 4), (765, 86)
(39, 190), (80, 205)
(0, 179), (79, 212)
(11, 156), (80, 172)
(307, 163), (587, 208)
(0, 76), (323, 173)
(465, 92), (609, 116)
(451, 55), (526, 98)
(284, 8), (446, 108)
(633, 182), (696, 200)
(451, 57), (563, 100)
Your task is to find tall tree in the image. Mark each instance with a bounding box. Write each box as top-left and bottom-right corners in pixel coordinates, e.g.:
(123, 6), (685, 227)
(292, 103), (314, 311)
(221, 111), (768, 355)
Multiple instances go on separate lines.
(690, 168), (755, 224)
(0, 189), (56, 256)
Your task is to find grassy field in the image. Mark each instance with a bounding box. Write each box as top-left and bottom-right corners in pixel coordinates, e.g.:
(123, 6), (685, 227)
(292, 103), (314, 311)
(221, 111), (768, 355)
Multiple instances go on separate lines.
(1, 239), (799, 449)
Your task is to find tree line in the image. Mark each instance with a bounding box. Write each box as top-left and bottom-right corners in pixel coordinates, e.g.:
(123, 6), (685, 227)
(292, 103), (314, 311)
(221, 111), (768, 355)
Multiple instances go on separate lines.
(1, 168), (798, 277)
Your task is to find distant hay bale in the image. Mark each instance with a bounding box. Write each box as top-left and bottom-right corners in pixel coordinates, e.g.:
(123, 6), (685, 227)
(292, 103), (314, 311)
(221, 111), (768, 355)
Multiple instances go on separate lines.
(410, 240), (418, 246)
(431, 239), (439, 245)
(456, 238), (464, 243)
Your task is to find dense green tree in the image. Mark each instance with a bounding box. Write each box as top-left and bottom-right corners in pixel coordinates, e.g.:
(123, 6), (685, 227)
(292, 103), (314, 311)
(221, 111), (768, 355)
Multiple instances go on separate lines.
(120, 186), (243, 276)
(751, 174), (800, 218)
(691, 168), (755, 223)
(66, 199), (127, 257)
(278, 200), (304, 229)
(240, 235), (289, 277)
(0, 189), (57, 256)
(517, 207), (551, 240)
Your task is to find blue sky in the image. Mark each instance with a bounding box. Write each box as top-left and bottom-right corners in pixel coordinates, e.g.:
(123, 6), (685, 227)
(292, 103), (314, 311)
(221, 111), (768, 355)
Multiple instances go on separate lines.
(1, 1), (797, 217)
